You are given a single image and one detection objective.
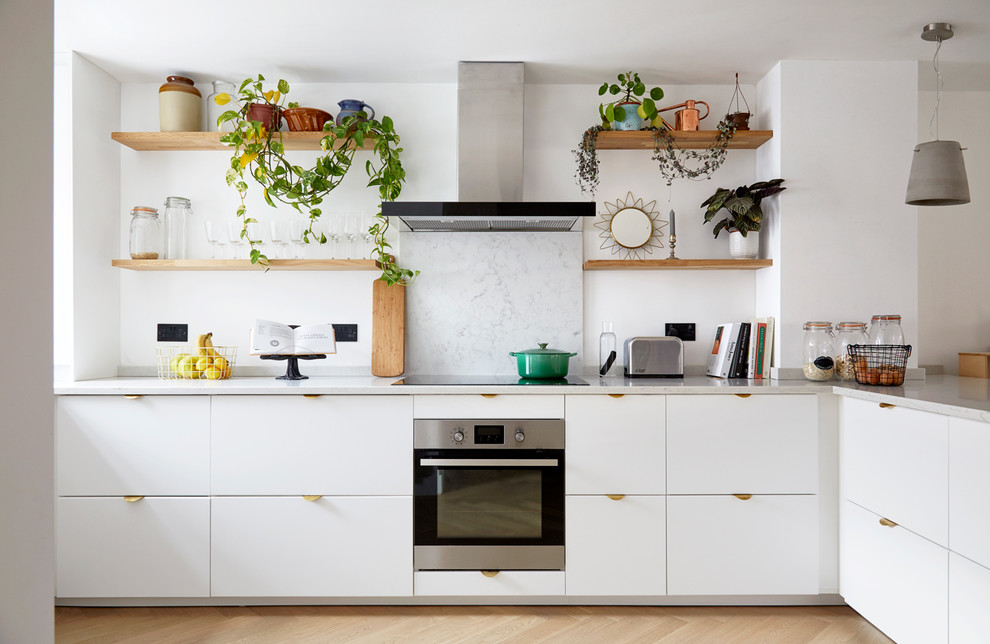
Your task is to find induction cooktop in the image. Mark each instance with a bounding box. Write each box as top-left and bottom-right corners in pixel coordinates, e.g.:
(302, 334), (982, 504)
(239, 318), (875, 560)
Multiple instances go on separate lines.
(392, 375), (590, 386)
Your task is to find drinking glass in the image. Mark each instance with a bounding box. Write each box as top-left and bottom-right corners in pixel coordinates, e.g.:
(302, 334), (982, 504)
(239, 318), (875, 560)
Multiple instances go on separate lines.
(245, 222), (265, 259)
(204, 221), (226, 259)
(360, 214), (376, 259)
(342, 213), (359, 259)
(288, 220), (306, 259)
(270, 221), (289, 259)
(227, 221), (247, 259)
(327, 216), (343, 259)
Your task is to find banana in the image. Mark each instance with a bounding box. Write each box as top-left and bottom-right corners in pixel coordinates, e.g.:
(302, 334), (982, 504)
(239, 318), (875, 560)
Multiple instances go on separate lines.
(196, 332), (213, 357)
(203, 332), (222, 359)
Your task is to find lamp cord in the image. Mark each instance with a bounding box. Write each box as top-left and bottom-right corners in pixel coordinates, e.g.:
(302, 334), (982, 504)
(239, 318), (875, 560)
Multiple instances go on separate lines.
(930, 37), (943, 141)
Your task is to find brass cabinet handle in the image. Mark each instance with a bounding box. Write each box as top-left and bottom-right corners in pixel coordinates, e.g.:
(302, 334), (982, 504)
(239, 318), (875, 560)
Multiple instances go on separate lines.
(481, 394), (498, 399)
(303, 394), (321, 399)
(124, 394), (142, 399)
(606, 494), (625, 501)
(302, 495), (323, 502)
(879, 518), (898, 527)
(481, 570), (500, 577)
(124, 496), (144, 503)
(734, 394), (752, 399)
(733, 494), (753, 501)
(607, 394), (624, 399)
(879, 403), (896, 409)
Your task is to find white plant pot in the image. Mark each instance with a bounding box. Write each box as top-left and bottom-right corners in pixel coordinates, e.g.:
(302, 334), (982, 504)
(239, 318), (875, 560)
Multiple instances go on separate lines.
(728, 230), (759, 259)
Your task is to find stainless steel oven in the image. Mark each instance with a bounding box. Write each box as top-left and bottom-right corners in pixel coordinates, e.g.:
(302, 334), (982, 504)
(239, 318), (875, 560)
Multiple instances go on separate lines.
(413, 419), (565, 571)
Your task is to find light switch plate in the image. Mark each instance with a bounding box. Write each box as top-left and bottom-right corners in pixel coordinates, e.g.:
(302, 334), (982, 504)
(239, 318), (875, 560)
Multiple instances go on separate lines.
(157, 323), (188, 342)
(665, 323), (696, 341)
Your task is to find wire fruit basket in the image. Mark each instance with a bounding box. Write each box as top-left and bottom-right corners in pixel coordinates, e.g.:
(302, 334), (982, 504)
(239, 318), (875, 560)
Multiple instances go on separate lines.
(846, 344), (912, 386)
(156, 345), (237, 380)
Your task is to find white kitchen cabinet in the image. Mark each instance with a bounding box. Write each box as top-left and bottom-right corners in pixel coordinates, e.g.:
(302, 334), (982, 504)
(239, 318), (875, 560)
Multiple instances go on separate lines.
(839, 500), (947, 644)
(565, 394), (665, 495)
(666, 394), (818, 494)
(414, 571), (565, 596)
(666, 494), (818, 595)
(841, 397), (948, 546)
(57, 395), (210, 496)
(949, 417), (990, 569)
(565, 495), (665, 596)
(949, 552), (990, 643)
(211, 496), (412, 597)
(413, 394), (563, 419)
(211, 395), (412, 495)
(56, 496), (210, 598)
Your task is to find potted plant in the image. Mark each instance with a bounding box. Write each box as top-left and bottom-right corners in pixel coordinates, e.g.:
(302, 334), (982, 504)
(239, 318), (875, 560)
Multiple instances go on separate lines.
(214, 74), (416, 286)
(701, 179), (786, 259)
(598, 71), (664, 130)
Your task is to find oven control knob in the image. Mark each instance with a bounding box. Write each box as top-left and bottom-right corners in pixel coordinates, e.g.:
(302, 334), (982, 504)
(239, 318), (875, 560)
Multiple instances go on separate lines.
(514, 430), (525, 443)
(452, 430), (465, 443)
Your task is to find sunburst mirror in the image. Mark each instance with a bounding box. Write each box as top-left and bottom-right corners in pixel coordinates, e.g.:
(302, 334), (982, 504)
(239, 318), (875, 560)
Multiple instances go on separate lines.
(594, 192), (667, 259)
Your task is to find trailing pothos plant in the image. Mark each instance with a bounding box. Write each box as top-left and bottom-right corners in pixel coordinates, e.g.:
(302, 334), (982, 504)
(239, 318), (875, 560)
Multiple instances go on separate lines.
(215, 74), (416, 285)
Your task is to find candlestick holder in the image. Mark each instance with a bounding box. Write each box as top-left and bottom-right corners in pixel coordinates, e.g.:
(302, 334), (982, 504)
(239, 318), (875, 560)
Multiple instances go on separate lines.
(667, 233), (678, 259)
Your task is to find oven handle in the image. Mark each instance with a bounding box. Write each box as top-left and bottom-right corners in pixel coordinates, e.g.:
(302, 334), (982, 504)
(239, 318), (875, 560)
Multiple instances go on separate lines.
(419, 458), (559, 467)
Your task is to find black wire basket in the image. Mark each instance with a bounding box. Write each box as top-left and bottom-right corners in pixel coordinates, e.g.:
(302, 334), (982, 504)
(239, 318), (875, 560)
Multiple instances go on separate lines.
(846, 344), (912, 386)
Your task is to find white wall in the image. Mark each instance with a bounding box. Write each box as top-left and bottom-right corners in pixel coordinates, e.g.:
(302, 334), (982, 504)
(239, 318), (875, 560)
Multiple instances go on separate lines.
(917, 90), (990, 373)
(759, 61), (918, 370)
(0, 1), (55, 642)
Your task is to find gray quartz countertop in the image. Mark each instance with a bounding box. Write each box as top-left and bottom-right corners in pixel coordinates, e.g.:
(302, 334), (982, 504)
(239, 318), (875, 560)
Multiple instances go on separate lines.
(52, 374), (990, 423)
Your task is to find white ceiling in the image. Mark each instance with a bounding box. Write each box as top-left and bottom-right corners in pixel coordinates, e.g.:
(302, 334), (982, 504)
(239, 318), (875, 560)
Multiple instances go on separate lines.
(56, 0), (990, 90)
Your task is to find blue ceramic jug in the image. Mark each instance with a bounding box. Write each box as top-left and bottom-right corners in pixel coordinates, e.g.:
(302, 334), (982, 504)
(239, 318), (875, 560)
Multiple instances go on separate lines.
(336, 99), (375, 126)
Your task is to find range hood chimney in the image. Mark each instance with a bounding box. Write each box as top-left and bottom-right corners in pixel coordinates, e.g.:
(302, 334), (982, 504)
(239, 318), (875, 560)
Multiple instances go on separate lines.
(383, 62), (594, 232)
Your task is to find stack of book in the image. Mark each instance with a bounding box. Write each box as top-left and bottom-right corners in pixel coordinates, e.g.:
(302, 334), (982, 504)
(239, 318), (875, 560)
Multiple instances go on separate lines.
(705, 318), (774, 379)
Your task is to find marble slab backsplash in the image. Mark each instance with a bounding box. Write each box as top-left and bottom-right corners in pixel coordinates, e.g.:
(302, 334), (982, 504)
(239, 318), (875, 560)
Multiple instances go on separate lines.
(401, 232), (583, 375)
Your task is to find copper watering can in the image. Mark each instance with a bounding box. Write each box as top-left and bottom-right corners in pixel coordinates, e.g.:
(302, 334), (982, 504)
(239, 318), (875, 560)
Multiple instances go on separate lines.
(657, 99), (710, 131)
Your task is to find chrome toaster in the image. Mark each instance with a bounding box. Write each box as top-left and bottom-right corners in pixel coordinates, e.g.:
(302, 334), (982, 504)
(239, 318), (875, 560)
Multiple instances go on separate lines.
(623, 336), (684, 377)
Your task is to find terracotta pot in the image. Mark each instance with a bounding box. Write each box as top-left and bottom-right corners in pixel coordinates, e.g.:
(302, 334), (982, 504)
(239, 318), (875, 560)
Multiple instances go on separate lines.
(246, 102), (281, 131)
(282, 107), (333, 132)
(726, 111), (751, 131)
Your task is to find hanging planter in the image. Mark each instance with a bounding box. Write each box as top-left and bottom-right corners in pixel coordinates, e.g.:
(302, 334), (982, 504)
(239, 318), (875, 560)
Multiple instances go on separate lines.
(725, 73), (751, 131)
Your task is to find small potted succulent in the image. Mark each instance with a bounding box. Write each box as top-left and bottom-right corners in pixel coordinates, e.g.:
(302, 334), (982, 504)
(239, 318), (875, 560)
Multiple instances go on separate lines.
(599, 71), (664, 130)
(701, 179), (786, 259)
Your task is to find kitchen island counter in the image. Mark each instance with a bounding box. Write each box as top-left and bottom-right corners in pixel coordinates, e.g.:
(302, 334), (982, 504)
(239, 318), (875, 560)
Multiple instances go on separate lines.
(53, 374), (990, 422)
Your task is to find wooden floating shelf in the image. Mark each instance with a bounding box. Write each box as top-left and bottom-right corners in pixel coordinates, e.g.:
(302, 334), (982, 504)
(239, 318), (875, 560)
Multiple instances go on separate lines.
(594, 130), (772, 150)
(112, 259), (381, 271)
(583, 259), (773, 271)
(111, 131), (377, 152)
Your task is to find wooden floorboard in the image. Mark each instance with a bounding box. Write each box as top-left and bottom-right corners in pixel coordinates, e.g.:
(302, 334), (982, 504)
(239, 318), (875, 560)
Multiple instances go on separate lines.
(54, 605), (895, 644)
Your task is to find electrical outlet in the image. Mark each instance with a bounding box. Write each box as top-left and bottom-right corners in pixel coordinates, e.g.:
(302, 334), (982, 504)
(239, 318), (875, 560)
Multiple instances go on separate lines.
(332, 324), (358, 342)
(665, 323), (696, 342)
(157, 323), (188, 342)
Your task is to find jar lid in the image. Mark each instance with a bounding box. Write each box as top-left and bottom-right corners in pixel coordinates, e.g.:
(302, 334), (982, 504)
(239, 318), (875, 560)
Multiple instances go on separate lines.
(164, 196), (191, 207)
(130, 206), (159, 216)
(803, 321), (832, 329)
(836, 321), (867, 328)
(879, 314), (902, 321)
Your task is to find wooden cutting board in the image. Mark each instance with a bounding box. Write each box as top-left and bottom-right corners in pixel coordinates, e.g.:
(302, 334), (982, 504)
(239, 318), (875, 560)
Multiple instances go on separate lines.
(372, 279), (405, 377)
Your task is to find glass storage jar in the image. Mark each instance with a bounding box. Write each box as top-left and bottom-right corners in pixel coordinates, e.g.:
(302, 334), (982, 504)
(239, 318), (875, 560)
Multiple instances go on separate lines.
(802, 321), (835, 381)
(162, 196), (192, 259)
(868, 314), (905, 345)
(834, 321), (869, 381)
(206, 80), (236, 133)
(128, 206), (161, 260)
(599, 322), (617, 376)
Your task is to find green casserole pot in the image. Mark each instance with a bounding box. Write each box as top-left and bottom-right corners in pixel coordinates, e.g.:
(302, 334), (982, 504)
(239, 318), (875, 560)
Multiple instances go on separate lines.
(509, 343), (577, 379)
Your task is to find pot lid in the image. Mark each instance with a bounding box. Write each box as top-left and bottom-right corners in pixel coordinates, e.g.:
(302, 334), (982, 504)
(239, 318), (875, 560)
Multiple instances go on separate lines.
(511, 342), (576, 356)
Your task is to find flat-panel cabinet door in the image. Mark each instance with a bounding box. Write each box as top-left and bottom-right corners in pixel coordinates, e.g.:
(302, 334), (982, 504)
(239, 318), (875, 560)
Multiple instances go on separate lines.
(565, 495), (665, 596)
(949, 416), (990, 569)
(949, 552), (990, 643)
(841, 398), (948, 546)
(666, 395), (818, 494)
(57, 396), (210, 496)
(211, 396), (412, 495)
(56, 497), (210, 598)
(565, 395), (665, 495)
(839, 500), (947, 644)
(667, 494), (818, 595)
(211, 496), (413, 597)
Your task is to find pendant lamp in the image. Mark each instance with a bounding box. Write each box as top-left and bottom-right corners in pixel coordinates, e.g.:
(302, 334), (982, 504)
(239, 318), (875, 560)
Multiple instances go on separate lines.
(905, 23), (970, 206)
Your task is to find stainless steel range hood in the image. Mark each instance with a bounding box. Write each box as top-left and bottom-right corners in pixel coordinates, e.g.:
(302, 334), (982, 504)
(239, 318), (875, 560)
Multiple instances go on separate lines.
(385, 62), (594, 232)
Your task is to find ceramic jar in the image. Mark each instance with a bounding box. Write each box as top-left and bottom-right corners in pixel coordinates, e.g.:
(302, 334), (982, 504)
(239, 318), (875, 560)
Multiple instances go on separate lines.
(159, 76), (202, 132)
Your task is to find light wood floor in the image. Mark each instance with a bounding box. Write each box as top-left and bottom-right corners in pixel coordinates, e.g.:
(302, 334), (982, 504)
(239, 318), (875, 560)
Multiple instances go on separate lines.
(55, 605), (895, 643)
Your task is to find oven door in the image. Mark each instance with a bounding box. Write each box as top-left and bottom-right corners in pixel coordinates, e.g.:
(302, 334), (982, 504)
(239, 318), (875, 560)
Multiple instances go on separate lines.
(414, 448), (565, 570)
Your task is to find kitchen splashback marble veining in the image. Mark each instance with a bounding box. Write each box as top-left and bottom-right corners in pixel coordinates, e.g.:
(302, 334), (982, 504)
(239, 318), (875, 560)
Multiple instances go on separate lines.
(400, 232), (583, 375)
